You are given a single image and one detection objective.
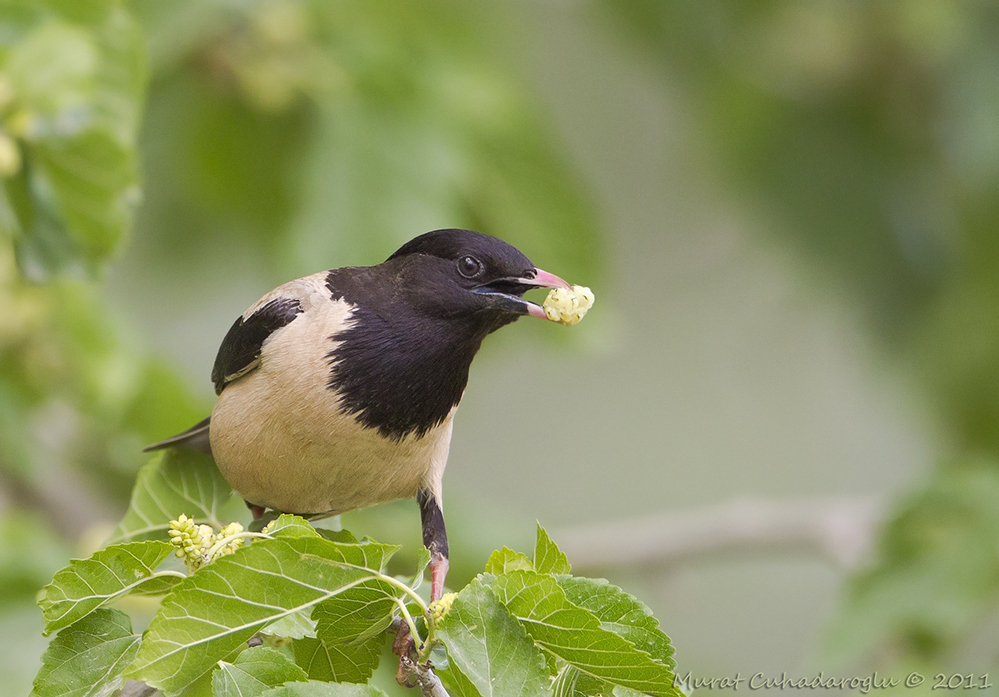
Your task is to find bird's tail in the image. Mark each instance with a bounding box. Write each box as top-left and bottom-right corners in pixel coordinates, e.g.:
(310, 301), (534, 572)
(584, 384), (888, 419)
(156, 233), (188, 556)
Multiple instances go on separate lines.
(143, 416), (213, 455)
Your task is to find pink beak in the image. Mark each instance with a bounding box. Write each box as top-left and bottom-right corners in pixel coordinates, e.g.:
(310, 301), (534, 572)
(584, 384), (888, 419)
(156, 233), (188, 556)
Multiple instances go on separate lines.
(522, 267), (571, 320)
(528, 268), (571, 290)
(472, 266), (571, 319)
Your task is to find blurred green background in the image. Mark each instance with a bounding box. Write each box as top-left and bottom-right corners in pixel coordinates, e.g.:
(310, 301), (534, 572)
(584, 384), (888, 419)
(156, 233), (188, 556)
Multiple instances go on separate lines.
(3, 0), (999, 694)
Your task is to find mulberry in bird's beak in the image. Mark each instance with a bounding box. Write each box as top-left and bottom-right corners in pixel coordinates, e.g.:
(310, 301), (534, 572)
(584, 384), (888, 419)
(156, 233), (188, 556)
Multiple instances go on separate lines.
(541, 284), (594, 325)
(473, 267), (571, 318)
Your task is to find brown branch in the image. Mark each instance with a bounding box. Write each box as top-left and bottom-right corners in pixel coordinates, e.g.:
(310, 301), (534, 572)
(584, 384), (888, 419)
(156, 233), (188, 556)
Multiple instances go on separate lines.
(552, 495), (883, 572)
(0, 457), (106, 539)
(399, 656), (452, 697)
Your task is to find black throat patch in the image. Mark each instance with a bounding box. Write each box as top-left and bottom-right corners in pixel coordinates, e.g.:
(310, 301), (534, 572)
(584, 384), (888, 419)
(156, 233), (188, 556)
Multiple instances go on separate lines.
(325, 269), (488, 441)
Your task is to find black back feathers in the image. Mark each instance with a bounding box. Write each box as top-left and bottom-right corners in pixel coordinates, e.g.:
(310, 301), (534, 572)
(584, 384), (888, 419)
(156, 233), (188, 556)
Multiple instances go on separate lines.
(211, 297), (303, 394)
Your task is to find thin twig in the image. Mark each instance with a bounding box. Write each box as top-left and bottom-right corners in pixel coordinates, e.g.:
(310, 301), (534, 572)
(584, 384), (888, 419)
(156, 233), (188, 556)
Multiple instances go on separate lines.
(553, 495), (883, 572)
(399, 656), (451, 697)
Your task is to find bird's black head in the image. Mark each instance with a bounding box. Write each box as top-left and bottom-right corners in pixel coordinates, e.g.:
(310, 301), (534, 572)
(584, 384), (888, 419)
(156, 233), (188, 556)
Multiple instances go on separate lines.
(325, 229), (570, 441)
(385, 228), (569, 328)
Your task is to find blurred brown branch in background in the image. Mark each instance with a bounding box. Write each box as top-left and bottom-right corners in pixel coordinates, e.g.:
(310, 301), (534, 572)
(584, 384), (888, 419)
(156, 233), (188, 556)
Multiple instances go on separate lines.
(0, 456), (107, 540)
(555, 496), (883, 572)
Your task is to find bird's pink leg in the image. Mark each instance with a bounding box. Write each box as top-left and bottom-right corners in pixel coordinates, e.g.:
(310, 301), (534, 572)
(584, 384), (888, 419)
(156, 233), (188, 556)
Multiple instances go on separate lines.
(417, 490), (449, 600)
(430, 552), (449, 602)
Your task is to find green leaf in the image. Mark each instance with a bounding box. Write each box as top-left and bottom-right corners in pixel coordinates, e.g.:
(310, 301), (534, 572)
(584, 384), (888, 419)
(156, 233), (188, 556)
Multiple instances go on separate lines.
(614, 688), (655, 697)
(292, 636), (378, 685)
(484, 547), (533, 575)
(109, 449), (245, 544)
(435, 660), (484, 697)
(412, 546), (431, 592)
(212, 647), (308, 697)
(6, 22), (97, 120)
(29, 132), (137, 261)
(313, 578), (395, 658)
(261, 611), (317, 640)
(558, 577), (675, 669)
(316, 528), (359, 544)
(491, 570), (679, 697)
(551, 666), (577, 697)
(293, 638), (348, 683)
(259, 681), (388, 697)
(264, 515), (322, 539)
(179, 672), (215, 697)
(31, 608), (140, 697)
(2, 3), (147, 278)
(126, 536), (401, 693)
(308, 580), (396, 682)
(39, 540), (181, 635)
(534, 526), (570, 576)
(827, 462), (999, 664)
(436, 577), (552, 697)
(552, 665), (608, 697)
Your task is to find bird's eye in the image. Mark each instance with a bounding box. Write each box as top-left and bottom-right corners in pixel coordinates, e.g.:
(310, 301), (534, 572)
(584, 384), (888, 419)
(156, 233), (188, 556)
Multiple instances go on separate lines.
(457, 255), (484, 278)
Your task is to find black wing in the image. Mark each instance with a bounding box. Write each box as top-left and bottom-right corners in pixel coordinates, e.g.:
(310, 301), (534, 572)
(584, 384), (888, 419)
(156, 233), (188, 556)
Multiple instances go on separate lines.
(211, 297), (303, 394)
(143, 416), (212, 454)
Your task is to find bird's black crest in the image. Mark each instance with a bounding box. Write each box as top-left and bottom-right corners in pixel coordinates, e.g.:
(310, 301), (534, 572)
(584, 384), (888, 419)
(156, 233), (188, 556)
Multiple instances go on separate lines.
(212, 297), (303, 394)
(325, 268), (486, 440)
(388, 228), (533, 270)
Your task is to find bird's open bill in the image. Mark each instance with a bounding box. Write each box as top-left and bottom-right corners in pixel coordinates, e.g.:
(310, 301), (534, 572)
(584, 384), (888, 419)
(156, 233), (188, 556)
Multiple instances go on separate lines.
(472, 266), (571, 319)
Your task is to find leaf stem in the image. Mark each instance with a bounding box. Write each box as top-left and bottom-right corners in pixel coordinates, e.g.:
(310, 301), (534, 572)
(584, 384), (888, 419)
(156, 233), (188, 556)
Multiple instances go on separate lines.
(203, 531), (271, 561)
(395, 597), (422, 647)
(373, 571), (429, 615)
(375, 570), (434, 650)
(152, 570), (187, 580)
(417, 634), (439, 664)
